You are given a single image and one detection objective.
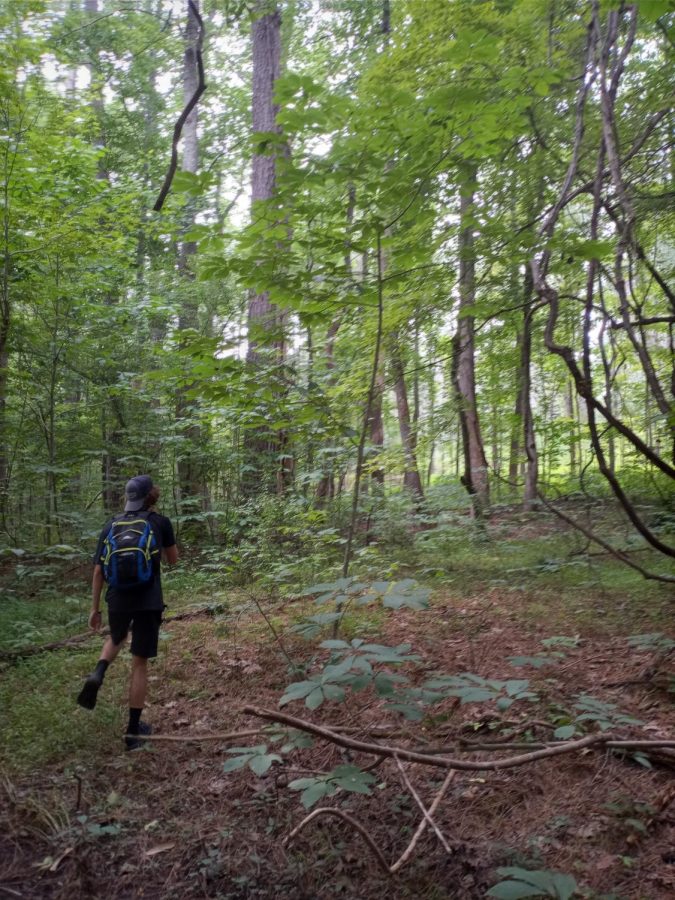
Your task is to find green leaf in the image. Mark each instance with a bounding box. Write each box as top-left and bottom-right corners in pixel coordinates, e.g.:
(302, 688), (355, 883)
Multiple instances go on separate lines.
(222, 755), (250, 773)
(508, 655), (560, 669)
(249, 753), (281, 776)
(329, 765), (377, 795)
(306, 687), (325, 710)
(553, 725), (576, 740)
(288, 778), (335, 809)
(279, 680), (318, 705)
(491, 867), (578, 900)
(637, 0), (672, 23)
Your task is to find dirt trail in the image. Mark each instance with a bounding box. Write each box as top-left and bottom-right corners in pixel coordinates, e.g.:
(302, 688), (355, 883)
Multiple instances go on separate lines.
(2, 597), (675, 899)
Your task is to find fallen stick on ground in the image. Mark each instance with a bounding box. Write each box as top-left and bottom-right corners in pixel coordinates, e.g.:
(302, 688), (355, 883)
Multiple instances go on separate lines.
(0, 606), (222, 664)
(390, 771), (455, 873)
(283, 771), (456, 876)
(126, 729), (264, 743)
(130, 723), (408, 743)
(243, 705), (675, 769)
(0, 629), (106, 663)
(393, 754), (452, 854)
(283, 807), (391, 874)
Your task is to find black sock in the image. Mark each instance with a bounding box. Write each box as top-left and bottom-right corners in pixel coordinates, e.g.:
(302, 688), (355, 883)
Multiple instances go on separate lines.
(127, 707), (142, 735)
(93, 659), (109, 682)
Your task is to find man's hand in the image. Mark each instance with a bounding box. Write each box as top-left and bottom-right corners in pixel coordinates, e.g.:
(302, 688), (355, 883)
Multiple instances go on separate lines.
(89, 609), (102, 631)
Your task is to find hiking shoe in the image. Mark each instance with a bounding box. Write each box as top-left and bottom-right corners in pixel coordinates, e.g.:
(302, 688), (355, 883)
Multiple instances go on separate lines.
(125, 722), (152, 751)
(77, 673), (103, 710)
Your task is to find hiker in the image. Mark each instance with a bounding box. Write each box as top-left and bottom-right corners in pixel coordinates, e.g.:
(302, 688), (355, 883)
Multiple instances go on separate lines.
(77, 475), (178, 750)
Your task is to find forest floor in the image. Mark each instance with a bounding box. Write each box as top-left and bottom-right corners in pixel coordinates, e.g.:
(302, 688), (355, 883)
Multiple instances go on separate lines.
(1, 510), (674, 899)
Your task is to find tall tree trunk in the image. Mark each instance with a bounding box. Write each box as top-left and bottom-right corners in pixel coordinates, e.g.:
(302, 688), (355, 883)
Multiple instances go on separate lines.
(316, 186), (355, 504)
(368, 369), (385, 490)
(86, 0), (122, 512)
(508, 327), (523, 486)
(390, 338), (424, 500)
(567, 318), (580, 477)
(0, 147), (10, 526)
(521, 271), (538, 510)
(245, 2), (289, 494)
(452, 164), (489, 517)
(176, 0), (205, 519)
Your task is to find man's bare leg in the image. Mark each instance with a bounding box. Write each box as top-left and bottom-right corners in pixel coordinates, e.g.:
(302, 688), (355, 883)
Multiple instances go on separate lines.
(128, 655), (148, 709)
(77, 635), (127, 710)
(126, 656), (150, 749)
(100, 635), (126, 664)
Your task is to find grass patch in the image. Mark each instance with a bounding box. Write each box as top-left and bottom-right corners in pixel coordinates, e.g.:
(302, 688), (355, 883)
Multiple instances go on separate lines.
(0, 648), (128, 772)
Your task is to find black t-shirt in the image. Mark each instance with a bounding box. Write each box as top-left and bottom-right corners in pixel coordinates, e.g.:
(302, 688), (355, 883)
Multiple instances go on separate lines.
(94, 511), (176, 612)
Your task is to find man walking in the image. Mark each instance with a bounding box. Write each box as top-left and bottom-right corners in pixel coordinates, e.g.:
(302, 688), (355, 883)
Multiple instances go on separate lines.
(78, 475), (178, 750)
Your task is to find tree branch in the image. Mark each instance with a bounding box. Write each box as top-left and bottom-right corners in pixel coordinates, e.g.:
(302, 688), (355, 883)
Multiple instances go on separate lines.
(153, 0), (206, 212)
(244, 706), (613, 771)
(537, 491), (675, 583)
(283, 807), (392, 874)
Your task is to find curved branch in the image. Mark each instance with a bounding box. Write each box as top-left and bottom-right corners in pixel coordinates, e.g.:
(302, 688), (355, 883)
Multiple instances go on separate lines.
(283, 807), (392, 874)
(537, 492), (675, 584)
(153, 0), (206, 212)
(244, 706), (610, 771)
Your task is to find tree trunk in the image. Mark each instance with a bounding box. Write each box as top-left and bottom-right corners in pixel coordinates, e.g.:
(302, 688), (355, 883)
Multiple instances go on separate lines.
(316, 186), (354, 504)
(244, 3), (289, 494)
(176, 0), (205, 520)
(390, 338), (424, 500)
(565, 380), (577, 477)
(519, 267), (538, 509)
(0, 144), (10, 523)
(368, 369), (385, 490)
(452, 164), (489, 516)
(508, 327), (523, 486)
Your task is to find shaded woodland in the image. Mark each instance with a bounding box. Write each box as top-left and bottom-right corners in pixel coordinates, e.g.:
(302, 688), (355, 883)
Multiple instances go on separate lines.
(0, 1), (674, 898)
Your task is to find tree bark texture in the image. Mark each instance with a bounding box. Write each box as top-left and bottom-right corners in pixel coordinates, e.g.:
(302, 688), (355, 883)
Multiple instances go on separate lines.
(244, 3), (290, 494)
(390, 339), (424, 500)
(452, 165), (489, 516)
(521, 268), (538, 509)
(176, 0), (205, 517)
(247, 3), (283, 365)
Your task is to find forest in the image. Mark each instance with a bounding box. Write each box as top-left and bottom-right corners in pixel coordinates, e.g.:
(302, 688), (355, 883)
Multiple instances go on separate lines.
(0, 0), (674, 897)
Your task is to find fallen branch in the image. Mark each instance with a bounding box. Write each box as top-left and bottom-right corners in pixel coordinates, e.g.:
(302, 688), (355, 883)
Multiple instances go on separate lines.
(0, 629), (104, 663)
(0, 604), (222, 664)
(390, 771), (455, 873)
(537, 492), (675, 584)
(244, 705), (610, 770)
(166, 606), (223, 622)
(393, 755), (452, 854)
(283, 771), (457, 876)
(283, 807), (391, 874)
(128, 729), (264, 743)
(153, 0), (206, 211)
(131, 722), (407, 743)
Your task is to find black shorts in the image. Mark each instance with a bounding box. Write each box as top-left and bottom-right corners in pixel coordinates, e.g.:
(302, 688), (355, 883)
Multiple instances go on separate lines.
(108, 609), (163, 659)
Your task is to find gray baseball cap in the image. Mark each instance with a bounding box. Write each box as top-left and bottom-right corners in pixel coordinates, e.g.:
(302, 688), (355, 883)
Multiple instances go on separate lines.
(124, 475), (153, 512)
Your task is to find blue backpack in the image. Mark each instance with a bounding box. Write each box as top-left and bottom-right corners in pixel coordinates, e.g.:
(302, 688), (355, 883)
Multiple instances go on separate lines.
(101, 512), (159, 589)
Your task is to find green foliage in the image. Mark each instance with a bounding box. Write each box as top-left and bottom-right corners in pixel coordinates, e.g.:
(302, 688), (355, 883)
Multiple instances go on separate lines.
(288, 765), (378, 809)
(508, 653), (564, 669)
(572, 696), (643, 732)
(604, 797), (656, 836)
(627, 632), (675, 653)
(421, 673), (538, 712)
(487, 867), (578, 899)
(222, 744), (282, 776)
(301, 576), (431, 611)
(279, 638), (418, 709)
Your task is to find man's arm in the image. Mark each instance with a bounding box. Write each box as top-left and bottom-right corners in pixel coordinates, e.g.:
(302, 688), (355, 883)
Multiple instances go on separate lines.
(90, 564), (104, 631)
(160, 516), (178, 565)
(163, 545), (179, 565)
